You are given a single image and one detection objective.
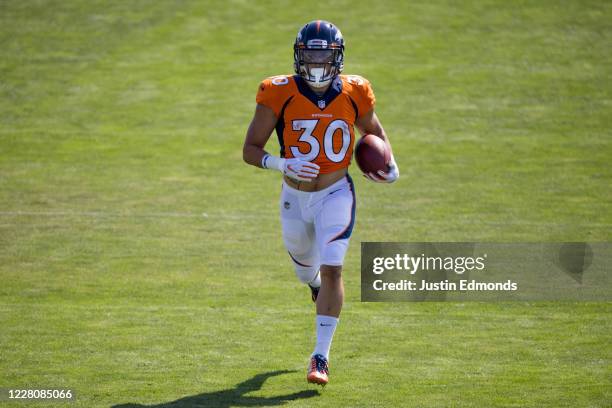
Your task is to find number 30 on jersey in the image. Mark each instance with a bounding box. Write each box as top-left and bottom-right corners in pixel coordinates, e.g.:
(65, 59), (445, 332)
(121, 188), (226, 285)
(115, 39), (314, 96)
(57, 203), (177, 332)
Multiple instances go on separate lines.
(291, 119), (351, 163)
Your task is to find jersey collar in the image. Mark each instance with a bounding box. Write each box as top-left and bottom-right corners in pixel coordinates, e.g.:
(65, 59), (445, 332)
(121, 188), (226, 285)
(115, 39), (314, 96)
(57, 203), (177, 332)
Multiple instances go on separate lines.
(294, 75), (343, 110)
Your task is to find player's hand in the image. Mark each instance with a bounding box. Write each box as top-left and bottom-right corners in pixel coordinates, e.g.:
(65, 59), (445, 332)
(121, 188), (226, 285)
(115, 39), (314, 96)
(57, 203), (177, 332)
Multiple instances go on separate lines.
(364, 157), (399, 183)
(283, 158), (320, 182)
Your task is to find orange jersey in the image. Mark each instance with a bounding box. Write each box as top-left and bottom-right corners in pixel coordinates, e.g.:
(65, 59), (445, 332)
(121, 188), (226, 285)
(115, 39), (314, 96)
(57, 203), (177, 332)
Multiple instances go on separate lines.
(256, 74), (375, 174)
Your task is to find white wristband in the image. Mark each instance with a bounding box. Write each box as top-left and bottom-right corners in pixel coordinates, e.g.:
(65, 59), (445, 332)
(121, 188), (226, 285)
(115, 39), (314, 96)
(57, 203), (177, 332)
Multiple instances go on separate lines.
(262, 154), (285, 172)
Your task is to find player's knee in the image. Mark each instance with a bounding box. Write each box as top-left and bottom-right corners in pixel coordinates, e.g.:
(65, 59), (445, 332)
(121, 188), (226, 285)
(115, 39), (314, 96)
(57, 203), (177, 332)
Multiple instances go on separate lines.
(320, 239), (349, 268)
(294, 265), (318, 285)
(320, 264), (342, 281)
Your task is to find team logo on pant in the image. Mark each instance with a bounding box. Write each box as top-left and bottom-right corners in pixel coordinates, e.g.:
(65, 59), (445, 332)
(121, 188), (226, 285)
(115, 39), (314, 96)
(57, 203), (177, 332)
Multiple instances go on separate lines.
(284, 201), (291, 209)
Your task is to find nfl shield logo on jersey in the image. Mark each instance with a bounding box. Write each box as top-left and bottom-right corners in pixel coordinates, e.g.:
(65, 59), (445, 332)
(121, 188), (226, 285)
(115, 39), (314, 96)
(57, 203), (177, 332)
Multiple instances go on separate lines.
(318, 100), (326, 109)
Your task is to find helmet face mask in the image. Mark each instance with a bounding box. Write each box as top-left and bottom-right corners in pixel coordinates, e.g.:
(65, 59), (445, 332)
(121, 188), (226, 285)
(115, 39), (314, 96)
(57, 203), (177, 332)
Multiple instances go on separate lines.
(297, 49), (340, 88)
(294, 21), (344, 89)
(303, 49), (334, 64)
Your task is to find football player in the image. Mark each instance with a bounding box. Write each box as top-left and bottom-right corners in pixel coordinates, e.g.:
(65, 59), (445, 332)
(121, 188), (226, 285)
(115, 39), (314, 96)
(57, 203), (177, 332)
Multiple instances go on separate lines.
(243, 20), (399, 386)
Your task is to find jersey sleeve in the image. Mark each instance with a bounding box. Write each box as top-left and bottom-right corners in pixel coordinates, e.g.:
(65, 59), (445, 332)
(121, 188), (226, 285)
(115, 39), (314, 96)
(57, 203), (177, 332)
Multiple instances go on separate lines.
(255, 77), (287, 118)
(350, 76), (376, 118)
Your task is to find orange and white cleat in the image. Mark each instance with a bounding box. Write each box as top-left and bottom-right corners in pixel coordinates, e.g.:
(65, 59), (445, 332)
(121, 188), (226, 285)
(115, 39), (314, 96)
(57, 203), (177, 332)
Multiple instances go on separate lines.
(307, 354), (329, 386)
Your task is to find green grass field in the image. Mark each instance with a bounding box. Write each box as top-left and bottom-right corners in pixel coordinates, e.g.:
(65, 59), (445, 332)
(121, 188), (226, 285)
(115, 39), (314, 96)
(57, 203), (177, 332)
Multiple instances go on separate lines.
(1, 1), (610, 407)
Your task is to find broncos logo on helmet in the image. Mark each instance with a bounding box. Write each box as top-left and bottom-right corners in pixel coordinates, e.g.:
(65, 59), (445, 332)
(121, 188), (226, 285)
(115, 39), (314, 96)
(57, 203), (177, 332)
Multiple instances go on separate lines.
(294, 20), (345, 89)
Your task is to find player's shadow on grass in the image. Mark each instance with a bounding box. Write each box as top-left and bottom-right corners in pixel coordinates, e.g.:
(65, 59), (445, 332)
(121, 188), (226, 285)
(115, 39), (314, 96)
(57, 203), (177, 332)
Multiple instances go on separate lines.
(111, 370), (318, 408)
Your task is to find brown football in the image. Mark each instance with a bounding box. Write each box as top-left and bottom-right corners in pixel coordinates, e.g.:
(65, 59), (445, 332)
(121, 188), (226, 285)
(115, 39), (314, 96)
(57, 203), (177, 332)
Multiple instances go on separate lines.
(354, 134), (390, 175)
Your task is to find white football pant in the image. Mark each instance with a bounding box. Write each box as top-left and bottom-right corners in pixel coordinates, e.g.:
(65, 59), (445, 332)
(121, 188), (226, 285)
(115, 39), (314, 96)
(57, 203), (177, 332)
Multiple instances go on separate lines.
(280, 175), (356, 284)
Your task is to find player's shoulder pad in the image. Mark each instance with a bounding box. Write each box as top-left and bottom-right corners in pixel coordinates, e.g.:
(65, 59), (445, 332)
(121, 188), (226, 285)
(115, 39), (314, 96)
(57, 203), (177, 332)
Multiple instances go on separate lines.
(256, 75), (297, 116)
(258, 75), (296, 96)
(340, 74), (372, 94)
(340, 74), (375, 117)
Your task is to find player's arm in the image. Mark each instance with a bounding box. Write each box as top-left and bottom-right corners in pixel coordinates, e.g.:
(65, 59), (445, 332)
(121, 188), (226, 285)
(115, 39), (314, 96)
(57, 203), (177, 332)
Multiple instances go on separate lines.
(355, 109), (399, 183)
(242, 103), (320, 181)
(243, 103), (278, 168)
(355, 109), (393, 156)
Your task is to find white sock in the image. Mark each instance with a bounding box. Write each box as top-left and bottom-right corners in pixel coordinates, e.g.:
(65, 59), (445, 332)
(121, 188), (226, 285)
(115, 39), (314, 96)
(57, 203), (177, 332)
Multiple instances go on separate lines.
(309, 270), (321, 288)
(313, 315), (338, 360)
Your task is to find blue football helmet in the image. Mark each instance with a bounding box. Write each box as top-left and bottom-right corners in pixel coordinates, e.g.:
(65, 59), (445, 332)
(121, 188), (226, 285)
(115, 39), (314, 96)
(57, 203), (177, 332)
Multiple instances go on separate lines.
(294, 20), (345, 89)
